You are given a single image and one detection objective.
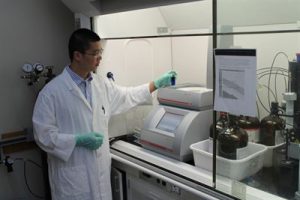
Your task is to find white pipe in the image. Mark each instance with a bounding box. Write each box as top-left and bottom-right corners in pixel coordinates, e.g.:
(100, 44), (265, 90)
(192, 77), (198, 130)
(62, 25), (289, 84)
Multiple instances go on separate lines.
(283, 92), (296, 129)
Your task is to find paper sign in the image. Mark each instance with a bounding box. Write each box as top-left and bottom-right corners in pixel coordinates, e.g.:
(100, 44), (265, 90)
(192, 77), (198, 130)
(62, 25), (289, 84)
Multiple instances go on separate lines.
(214, 49), (257, 117)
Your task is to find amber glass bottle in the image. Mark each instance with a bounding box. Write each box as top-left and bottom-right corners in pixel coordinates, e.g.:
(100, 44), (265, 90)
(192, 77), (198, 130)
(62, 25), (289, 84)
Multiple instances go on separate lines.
(260, 102), (285, 146)
(238, 116), (260, 143)
(209, 112), (228, 138)
(209, 112), (228, 152)
(218, 114), (249, 160)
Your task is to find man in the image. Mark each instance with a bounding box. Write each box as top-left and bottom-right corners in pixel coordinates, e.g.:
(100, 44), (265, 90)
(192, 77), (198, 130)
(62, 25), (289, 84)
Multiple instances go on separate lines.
(32, 28), (177, 200)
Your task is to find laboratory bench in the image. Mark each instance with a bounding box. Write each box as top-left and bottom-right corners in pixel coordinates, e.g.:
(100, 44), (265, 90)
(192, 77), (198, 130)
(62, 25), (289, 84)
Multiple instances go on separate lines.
(110, 136), (289, 200)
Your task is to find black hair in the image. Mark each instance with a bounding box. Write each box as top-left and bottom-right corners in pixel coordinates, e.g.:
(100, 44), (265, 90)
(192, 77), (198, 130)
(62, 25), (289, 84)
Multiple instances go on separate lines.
(68, 28), (101, 61)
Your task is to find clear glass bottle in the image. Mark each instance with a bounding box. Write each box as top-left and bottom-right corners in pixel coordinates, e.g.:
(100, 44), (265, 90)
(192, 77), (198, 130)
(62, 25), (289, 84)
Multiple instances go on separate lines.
(260, 102), (285, 146)
(238, 115), (260, 143)
(217, 114), (249, 160)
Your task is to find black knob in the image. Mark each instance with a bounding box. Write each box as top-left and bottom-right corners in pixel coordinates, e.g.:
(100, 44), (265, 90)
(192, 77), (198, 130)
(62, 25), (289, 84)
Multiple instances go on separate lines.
(107, 72), (115, 81)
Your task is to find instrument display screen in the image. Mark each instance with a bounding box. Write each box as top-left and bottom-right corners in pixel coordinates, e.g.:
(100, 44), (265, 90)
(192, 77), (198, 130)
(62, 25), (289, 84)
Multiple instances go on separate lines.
(156, 112), (184, 133)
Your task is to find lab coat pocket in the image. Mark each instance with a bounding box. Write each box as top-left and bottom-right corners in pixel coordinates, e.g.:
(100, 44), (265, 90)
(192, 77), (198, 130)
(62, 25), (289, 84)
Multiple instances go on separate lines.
(55, 165), (89, 197)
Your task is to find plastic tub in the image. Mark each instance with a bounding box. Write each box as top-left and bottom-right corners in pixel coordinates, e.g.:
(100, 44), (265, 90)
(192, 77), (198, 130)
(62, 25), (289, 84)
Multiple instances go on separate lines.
(288, 142), (300, 159)
(263, 143), (284, 167)
(190, 139), (267, 180)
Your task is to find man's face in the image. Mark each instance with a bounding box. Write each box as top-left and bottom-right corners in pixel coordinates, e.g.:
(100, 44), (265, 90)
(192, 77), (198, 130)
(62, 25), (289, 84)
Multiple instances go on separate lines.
(78, 41), (102, 72)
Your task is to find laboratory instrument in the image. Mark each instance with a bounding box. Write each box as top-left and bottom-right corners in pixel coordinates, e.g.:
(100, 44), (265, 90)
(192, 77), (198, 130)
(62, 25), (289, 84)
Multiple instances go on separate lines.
(286, 61), (300, 200)
(140, 84), (213, 161)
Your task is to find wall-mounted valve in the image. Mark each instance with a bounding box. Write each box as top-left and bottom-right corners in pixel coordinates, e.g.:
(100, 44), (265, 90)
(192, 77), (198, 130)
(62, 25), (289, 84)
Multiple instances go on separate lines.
(21, 63), (55, 85)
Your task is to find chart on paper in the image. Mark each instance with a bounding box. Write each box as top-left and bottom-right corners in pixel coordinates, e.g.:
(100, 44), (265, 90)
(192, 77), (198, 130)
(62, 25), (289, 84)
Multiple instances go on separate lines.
(219, 69), (245, 100)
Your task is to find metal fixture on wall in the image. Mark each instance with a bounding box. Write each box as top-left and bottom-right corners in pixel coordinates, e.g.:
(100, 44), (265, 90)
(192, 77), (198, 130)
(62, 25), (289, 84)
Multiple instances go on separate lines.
(21, 63), (56, 86)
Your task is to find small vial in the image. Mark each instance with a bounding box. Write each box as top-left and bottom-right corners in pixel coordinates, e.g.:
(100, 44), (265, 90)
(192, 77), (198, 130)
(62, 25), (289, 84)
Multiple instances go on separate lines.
(296, 53), (300, 63)
(171, 76), (176, 86)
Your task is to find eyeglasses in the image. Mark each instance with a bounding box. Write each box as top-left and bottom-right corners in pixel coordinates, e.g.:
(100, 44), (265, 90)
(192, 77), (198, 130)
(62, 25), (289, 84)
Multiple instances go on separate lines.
(84, 48), (104, 57)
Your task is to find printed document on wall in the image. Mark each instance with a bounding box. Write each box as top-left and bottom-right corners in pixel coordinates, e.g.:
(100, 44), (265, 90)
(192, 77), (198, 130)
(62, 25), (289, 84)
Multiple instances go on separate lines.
(214, 49), (257, 117)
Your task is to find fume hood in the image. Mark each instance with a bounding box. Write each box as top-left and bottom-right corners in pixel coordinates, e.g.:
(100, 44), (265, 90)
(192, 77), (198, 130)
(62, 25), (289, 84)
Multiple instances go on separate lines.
(60, 0), (202, 17)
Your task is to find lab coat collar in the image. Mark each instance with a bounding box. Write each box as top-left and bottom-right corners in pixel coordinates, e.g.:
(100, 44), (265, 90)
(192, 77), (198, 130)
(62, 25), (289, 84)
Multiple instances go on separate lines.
(66, 66), (93, 85)
(61, 68), (93, 111)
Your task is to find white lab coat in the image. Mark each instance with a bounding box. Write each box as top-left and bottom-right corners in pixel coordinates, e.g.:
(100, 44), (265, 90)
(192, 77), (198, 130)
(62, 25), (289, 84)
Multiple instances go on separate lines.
(32, 68), (151, 200)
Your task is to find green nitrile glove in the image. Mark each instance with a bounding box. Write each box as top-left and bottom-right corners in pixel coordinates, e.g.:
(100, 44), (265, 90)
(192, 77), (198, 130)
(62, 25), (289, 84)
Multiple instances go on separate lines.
(75, 132), (104, 150)
(154, 70), (177, 89)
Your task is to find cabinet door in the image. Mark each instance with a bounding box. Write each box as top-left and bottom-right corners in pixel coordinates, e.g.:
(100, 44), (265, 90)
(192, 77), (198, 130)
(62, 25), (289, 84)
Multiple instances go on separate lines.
(126, 175), (180, 200)
(111, 167), (124, 200)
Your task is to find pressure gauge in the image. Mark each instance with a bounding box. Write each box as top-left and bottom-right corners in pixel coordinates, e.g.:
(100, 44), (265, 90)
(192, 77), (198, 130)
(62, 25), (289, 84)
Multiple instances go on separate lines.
(34, 63), (44, 73)
(22, 63), (33, 73)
